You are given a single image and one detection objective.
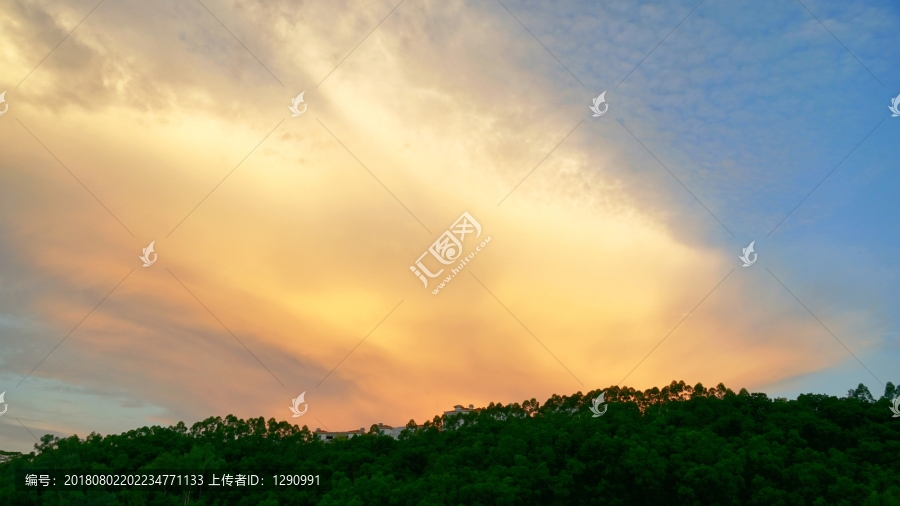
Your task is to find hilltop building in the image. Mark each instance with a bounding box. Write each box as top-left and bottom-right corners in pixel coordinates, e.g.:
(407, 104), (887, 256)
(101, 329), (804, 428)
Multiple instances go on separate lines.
(443, 404), (477, 418)
(315, 404), (478, 441)
(314, 423), (422, 441)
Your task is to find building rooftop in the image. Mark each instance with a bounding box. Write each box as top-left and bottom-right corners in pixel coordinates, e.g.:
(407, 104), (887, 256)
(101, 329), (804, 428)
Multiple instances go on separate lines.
(314, 405), (477, 440)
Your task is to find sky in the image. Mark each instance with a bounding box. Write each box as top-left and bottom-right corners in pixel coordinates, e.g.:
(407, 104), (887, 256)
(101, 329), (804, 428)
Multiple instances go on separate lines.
(0, 0), (898, 452)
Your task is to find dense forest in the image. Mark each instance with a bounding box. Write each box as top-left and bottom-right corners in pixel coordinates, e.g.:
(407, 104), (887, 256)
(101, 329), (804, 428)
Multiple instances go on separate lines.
(1, 380), (899, 505)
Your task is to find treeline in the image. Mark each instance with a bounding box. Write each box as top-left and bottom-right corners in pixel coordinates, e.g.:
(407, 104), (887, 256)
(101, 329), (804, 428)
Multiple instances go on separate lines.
(1, 380), (899, 505)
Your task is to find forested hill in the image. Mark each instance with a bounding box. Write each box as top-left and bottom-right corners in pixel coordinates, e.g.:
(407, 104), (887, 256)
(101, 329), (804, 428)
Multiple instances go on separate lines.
(2, 380), (899, 505)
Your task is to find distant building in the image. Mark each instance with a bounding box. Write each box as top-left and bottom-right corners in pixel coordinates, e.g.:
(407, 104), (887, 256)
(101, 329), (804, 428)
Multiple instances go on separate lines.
(0, 451), (22, 464)
(313, 427), (367, 441)
(443, 404), (477, 418)
(314, 422), (422, 441)
(315, 405), (479, 441)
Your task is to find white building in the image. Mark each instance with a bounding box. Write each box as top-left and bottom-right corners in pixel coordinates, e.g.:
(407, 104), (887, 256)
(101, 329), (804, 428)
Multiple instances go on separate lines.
(443, 404), (477, 418)
(314, 405), (479, 441)
(313, 427), (367, 441)
(314, 422), (421, 441)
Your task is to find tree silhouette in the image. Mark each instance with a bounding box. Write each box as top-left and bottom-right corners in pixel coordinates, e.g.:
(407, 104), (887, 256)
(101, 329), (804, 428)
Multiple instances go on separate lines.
(2, 381), (898, 505)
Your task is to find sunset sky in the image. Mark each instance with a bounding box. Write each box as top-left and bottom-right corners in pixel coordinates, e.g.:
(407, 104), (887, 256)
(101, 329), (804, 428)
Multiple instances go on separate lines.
(1, 0), (898, 452)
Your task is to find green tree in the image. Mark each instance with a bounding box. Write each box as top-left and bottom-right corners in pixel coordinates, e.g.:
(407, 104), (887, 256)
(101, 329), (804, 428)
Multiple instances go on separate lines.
(2, 380), (898, 505)
(848, 383), (876, 402)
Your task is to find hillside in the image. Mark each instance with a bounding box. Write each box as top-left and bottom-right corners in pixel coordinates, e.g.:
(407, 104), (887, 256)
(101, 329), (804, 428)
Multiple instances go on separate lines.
(1, 380), (899, 505)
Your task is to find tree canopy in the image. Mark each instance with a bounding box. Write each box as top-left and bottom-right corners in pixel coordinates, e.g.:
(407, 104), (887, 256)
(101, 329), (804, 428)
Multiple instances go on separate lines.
(1, 380), (899, 505)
